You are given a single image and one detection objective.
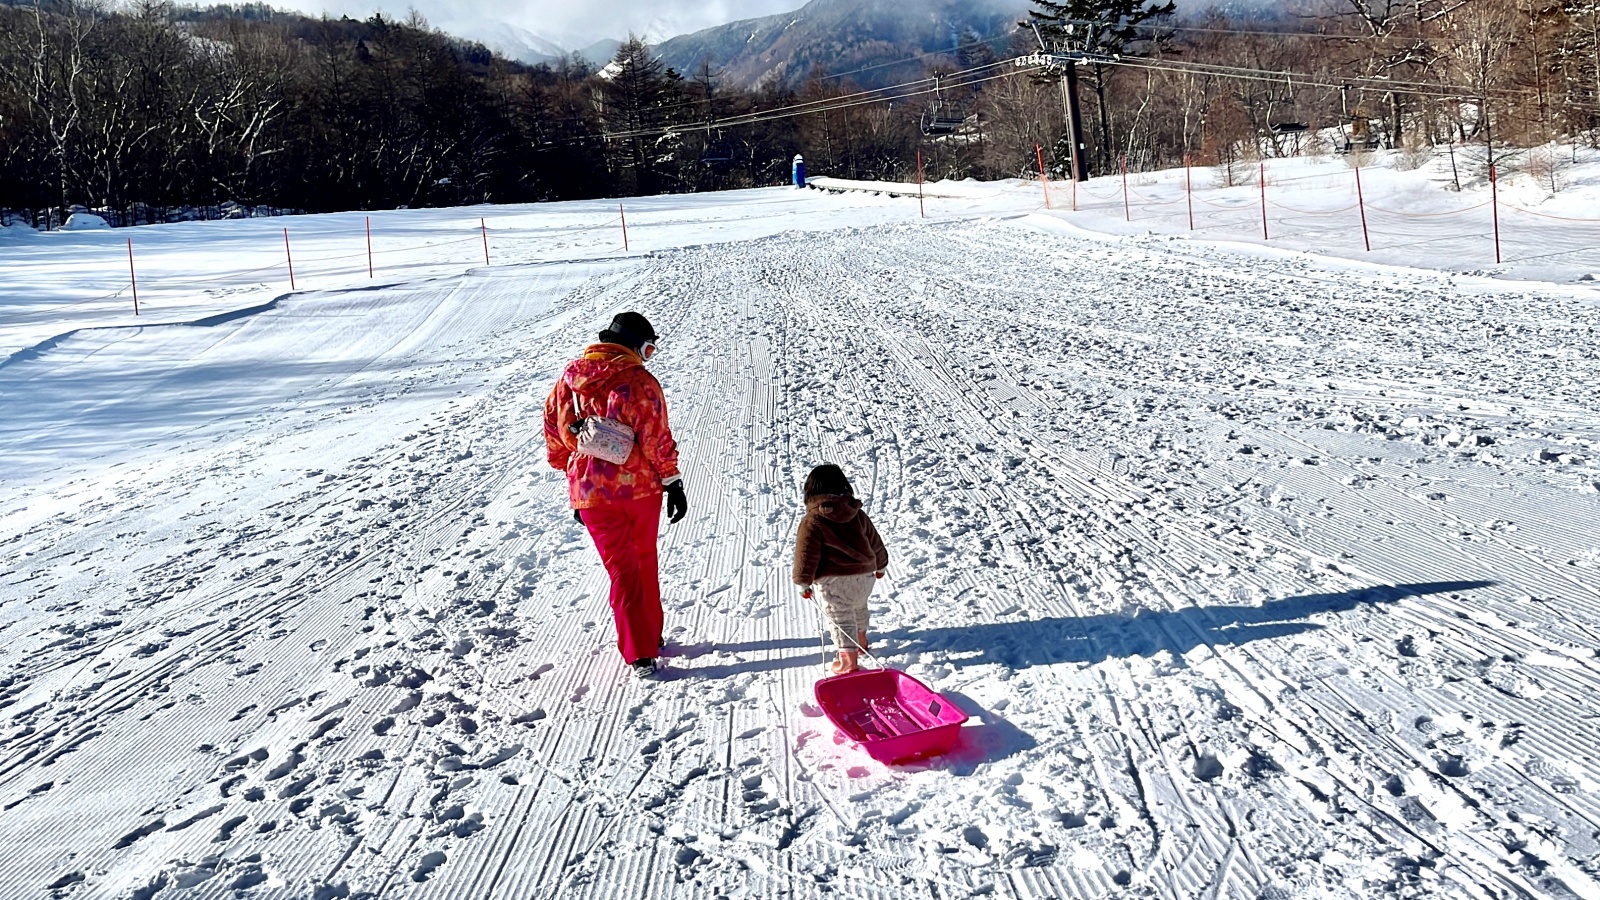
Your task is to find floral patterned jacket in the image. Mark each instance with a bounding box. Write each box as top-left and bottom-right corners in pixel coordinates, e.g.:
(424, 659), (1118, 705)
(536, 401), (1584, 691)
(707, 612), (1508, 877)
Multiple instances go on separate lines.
(543, 343), (680, 509)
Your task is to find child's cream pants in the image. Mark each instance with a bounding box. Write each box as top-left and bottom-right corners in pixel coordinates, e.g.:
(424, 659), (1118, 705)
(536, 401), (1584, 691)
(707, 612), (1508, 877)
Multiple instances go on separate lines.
(814, 572), (876, 651)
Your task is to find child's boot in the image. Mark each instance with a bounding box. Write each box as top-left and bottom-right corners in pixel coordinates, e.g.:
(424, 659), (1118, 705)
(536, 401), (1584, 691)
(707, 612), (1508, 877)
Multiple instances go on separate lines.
(830, 650), (858, 674)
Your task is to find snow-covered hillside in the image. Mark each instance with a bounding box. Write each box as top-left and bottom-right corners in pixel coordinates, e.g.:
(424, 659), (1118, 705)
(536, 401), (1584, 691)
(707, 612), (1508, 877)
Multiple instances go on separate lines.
(2, 171), (1599, 899)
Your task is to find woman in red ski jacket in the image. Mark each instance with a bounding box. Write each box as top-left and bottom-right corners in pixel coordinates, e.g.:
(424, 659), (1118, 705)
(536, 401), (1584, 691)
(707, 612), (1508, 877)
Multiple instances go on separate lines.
(544, 312), (686, 678)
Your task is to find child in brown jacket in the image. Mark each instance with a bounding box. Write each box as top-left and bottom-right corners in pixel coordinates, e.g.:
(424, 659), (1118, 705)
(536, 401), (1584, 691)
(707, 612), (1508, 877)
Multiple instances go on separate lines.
(792, 464), (890, 674)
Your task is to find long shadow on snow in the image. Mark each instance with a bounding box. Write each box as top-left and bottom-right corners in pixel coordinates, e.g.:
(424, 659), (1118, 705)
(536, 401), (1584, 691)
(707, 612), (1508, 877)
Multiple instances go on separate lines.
(690, 581), (1495, 679)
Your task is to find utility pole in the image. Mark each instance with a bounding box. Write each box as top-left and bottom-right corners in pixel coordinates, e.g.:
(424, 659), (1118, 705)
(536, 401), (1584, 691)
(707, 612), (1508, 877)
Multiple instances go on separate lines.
(1020, 52), (1092, 182)
(1061, 62), (1090, 182)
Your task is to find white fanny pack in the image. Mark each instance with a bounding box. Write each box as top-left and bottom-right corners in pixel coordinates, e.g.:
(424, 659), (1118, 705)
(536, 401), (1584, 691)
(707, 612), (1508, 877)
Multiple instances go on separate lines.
(570, 389), (635, 465)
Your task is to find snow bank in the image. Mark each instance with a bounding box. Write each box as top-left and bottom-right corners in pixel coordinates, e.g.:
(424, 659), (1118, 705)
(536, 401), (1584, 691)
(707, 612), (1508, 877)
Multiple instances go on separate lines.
(60, 212), (111, 230)
(0, 220), (37, 240)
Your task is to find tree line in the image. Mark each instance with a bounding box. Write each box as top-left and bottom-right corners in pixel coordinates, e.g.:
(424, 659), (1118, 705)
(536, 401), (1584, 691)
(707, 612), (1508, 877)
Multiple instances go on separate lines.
(2, 0), (1597, 229)
(0, 0), (812, 226)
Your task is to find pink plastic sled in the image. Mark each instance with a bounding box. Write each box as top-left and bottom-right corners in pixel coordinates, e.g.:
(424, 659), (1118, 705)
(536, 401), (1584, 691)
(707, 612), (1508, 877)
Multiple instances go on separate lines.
(813, 668), (968, 765)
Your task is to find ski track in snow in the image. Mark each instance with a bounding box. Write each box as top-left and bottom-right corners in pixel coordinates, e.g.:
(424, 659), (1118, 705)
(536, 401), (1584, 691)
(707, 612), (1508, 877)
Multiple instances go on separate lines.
(2, 214), (1600, 899)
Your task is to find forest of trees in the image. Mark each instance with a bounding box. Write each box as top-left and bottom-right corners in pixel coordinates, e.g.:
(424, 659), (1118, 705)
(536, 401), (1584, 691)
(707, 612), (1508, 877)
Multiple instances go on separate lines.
(1, 0), (1597, 228)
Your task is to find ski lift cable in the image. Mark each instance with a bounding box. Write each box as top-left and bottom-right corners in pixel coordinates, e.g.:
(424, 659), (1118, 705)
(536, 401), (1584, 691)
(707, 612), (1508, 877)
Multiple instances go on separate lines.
(1095, 54), (1550, 105)
(663, 68), (1015, 136)
(600, 62), (1026, 142)
(603, 54), (1022, 136)
(583, 49), (1018, 127)
(1030, 18), (1568, 102)
(1140, 52), (1600, 110)
(1032, 14), (1489, 43)
(815, 24), (1026, 82)
(1084, 51), (1531, 98)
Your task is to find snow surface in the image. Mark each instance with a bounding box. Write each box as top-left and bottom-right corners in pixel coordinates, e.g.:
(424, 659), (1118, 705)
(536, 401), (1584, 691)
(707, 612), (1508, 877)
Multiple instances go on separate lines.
(2, 165), (1600, 899)
(817, 145), (1600, 287)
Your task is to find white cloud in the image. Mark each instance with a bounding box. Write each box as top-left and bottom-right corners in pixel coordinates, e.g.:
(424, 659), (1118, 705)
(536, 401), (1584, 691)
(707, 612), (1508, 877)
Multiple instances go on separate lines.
(265, 0), (801, 49)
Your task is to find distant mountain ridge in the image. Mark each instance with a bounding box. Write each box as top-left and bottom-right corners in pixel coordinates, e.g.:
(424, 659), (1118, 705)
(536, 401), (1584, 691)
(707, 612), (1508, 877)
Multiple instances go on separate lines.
(439, 21), (618, 68)
(125, 0), (1282, 76)
(651, 0), (1032, 89)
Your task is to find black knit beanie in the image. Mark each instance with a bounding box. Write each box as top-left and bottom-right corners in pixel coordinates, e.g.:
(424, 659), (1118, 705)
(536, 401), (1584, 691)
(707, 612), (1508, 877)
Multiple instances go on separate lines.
(599, 311), (657, 350)
(803, 464), (853, 499)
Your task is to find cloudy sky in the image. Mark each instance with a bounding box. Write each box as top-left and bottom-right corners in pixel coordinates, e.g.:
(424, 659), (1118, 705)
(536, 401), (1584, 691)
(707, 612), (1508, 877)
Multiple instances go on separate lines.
(267, 0), (803, 48)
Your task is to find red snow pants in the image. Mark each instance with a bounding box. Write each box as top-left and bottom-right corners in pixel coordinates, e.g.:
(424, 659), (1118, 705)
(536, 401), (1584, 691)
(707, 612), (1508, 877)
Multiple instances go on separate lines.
(580, 494), (664, 664)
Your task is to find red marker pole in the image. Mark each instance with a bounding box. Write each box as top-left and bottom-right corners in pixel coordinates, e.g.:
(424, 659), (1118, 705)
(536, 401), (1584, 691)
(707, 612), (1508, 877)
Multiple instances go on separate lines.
(1035, 144), (1050, 209)
(1355, 165), (1371, 251)
(1071, 168), (1078, 211)
(283, 228), (296, 290)
(480, 217), (490, 265)
(1185, 153), (1194, 230)
(1490, 164), (1501, 264)
(1259, 160), (1269, 240)
(620, 203), (629, 251)
(1121, 155), (1130, 221)
(366, 215), (373, 277)
(916, 149), (926, 219)
(127, 237), (139, 316)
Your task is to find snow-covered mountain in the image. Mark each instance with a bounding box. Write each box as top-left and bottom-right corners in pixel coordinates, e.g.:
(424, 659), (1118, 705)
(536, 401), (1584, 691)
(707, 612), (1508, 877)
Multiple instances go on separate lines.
(577, 38), (623, 68)
(652, 0), (1030, 88)
(432, 0), (1026, 78)
(440, 19), (569, 65)
(432, 0), (1279, 77)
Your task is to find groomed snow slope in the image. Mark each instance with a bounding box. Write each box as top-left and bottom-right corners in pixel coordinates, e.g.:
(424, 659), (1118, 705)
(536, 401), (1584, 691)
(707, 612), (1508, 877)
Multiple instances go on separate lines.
(3, 193), (1600, 899)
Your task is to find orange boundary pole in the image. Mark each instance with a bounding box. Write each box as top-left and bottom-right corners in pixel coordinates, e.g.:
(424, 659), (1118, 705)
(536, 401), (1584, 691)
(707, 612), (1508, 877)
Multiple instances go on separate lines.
(127, 237), (139, 316)
(1184, 153), (1193, 230)
(1121, 156), (1130, 221)
(1035, 144), (1050, 209)
(1259, 161), (1269, 239)
(366, 216), (374, 277)
(283, 228), (295, 290)
(1355, 165), (1370, 251)
(1490, 164), (1501, 264)
(916, 150), (926, 219)
(620, 203), (629, 251)
(481, 217), (490, 265)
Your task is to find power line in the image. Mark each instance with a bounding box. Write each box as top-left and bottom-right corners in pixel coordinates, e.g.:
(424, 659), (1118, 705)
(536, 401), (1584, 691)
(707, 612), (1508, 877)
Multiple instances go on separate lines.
(1089, 54), (1600, 117)
(815, 25), (1022, 82)
(602, 63), (1027, 142)
(587, 41), (1600, 150)
(1031, 49), (1556, 105)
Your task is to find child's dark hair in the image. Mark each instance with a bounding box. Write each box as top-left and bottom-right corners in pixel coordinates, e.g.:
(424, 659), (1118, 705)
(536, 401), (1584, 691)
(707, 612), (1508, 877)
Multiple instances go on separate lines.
(804, 464), (853, 499)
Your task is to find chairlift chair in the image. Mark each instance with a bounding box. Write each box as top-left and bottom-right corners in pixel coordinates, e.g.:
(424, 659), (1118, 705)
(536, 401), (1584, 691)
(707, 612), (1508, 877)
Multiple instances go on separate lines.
(920, 107), (967, 137)
(920, 76), (968, 137)
(699, 145), (734, 167)
(698, 130), (736, 167)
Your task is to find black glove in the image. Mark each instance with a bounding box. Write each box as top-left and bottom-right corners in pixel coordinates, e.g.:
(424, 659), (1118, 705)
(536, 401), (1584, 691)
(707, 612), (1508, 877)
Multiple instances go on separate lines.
(665, 480), (687, 524)
(573, 508), (583, 524)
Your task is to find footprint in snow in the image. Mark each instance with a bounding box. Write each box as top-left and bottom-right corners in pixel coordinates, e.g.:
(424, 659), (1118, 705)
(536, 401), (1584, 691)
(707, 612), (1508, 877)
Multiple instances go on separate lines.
(215, 814), (249, 843)
(411, 851), (447, 882)
(47, 871), (85, 890)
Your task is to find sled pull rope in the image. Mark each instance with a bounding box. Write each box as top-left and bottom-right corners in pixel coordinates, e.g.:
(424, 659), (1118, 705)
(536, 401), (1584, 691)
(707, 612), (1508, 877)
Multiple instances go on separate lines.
(804, 588), (881, 670)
